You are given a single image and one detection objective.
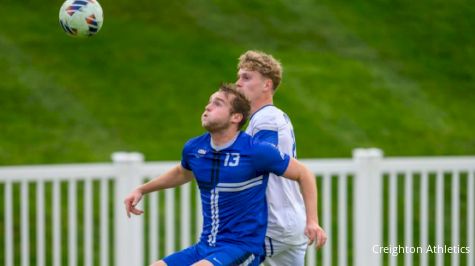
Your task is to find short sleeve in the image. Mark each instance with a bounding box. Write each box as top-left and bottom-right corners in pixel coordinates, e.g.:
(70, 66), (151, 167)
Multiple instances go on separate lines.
(181, 139), (193, 171)
(252, 142), (290, 176)
(253, 130), (278, 146)
(251, 113), (279, 136)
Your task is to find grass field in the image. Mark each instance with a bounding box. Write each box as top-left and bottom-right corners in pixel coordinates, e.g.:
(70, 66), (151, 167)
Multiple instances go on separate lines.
(1, 0), (474, 166)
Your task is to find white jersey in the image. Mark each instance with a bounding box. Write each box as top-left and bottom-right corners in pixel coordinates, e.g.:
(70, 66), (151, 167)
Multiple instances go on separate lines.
(245, 105), (307, 245)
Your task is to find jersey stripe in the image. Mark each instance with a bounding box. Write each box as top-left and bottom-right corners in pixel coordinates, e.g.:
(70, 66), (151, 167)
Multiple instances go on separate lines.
(207, 188), (220, 246)
(207, 152), (221, 246)
(208, 176), (264, 246)
(216, 176), (263, 188)
(217, 180), (263, 192)
(239, 254), (256, 266)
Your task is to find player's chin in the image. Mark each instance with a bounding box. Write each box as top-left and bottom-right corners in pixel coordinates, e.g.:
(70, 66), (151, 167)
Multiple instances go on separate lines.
(202, 120), (211, 131)
(203, 122), (221, 132)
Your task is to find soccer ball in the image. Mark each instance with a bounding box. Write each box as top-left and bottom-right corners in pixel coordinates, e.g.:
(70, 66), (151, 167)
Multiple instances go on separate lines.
(59, 0), (103, 37)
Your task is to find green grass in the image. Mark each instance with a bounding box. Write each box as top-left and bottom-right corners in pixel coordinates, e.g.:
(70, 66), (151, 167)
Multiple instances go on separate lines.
(0, 0), (473, 166)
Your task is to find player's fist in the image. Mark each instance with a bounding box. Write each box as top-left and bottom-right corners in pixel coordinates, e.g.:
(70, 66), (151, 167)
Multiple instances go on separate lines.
(124, 188), (144, 218)
(305, 220), (327, 249)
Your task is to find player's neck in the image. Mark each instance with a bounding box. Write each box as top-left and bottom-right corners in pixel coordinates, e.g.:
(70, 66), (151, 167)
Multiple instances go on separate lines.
(210, 128), (240, 147)
(251, 97), (273, 115)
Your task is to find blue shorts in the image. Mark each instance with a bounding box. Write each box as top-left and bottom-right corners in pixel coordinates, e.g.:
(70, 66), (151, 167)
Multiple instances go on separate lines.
(162, 242), (261, 266)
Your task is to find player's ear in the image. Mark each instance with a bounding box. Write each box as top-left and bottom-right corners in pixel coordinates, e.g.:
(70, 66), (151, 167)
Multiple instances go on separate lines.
(231, 113), (243, 125)
(264, 78), (273, 92)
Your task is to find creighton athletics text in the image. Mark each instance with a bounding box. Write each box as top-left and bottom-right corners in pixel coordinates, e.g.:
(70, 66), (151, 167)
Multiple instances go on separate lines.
(373, 245), (471, 256)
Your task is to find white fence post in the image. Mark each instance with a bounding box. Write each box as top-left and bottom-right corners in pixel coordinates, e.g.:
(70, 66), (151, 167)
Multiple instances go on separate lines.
(353, 148), (383, 266)
(113, 152), (145, 266)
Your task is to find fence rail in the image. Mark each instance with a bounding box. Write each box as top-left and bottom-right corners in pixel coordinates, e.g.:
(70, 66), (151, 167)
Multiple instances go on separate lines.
(1, 149), (474, 266)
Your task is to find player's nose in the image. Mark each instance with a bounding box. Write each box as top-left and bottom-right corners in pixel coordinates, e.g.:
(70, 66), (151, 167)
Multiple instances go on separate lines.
(235, 78), (243, 86)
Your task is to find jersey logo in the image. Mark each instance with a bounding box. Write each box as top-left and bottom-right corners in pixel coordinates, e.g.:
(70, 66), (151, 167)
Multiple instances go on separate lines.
(195, 149), (207, 158)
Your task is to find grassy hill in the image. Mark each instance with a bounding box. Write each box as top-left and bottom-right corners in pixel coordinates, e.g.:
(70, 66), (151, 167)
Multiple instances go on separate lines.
(1, 0), (474, 165)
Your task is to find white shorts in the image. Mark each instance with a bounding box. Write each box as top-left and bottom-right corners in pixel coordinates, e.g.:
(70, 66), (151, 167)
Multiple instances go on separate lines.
(262, 236), (307, 266)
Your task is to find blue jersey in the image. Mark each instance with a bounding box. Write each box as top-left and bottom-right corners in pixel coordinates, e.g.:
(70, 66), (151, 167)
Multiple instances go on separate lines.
(181, 131), (290, 254)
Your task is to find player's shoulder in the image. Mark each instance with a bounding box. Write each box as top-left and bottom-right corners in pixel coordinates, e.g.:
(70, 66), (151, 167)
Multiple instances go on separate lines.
(250, 105), (292, 130)
(249, 139), (279, 156)
(252, 105), (282, 119)
(249, 140), (288, 171)
(233, 131), (254, 149)
(183, 133), (210, 150)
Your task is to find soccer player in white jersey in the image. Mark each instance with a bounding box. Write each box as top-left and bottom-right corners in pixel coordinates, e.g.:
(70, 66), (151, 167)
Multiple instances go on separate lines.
(124, 84), (324, 266)
(236, 51), (327, 265)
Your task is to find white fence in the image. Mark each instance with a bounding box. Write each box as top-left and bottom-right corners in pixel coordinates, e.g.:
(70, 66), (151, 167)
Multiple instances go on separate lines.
(1, 149), (474, 266)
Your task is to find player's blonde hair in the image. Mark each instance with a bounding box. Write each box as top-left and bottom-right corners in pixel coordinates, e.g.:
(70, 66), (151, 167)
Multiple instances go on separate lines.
(237, 50), (283, 91)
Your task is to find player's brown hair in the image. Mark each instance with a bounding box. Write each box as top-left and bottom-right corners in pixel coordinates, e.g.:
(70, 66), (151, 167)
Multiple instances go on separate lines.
(219, 83), (250, 129)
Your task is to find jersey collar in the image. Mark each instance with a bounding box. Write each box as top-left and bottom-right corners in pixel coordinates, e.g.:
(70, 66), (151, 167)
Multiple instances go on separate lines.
(210, 131), (241, 151)
(249, 104), (274, 121)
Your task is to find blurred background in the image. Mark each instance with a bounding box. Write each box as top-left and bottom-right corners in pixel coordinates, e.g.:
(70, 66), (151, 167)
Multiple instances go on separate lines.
(1, 1), (475, 266)
(1, 0), (474, 166)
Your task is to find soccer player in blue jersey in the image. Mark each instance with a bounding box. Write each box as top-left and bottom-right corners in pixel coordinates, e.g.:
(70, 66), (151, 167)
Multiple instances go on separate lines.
(124, 84), (323, 266)
(236, 50), (327, 265)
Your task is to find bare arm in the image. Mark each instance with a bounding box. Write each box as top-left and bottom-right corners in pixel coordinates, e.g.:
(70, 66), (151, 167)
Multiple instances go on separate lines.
(124, 164), (193, 217)
(137, 164), (193, 194)
(282, 158), (327, 248)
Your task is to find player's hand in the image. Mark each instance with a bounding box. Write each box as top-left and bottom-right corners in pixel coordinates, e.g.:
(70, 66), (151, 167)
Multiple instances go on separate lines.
(124, 188), (144, 218)
(305, 220), (327, 249)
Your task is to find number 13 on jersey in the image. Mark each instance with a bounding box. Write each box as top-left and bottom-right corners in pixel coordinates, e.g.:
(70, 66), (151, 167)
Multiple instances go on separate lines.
(224, 153), (240, 167)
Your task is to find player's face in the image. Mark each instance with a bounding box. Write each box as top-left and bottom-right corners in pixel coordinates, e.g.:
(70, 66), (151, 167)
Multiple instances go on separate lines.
(236, 69), (268, 103)
(201, 92), (233, 132)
